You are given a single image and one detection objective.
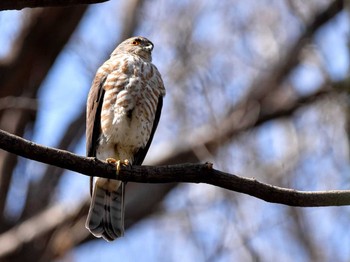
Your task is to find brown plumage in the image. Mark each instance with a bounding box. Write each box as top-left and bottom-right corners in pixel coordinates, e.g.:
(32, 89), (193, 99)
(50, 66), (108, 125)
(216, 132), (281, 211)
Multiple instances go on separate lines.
(85, 36), (166, 241)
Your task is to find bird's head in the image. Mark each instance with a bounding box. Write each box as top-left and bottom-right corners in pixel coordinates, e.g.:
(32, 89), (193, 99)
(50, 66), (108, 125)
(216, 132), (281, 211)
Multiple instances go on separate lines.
(112, 36), (154, 61)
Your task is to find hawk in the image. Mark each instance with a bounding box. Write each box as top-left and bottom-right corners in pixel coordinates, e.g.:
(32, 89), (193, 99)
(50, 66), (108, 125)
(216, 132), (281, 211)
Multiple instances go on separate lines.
(85, 36), (166, 241)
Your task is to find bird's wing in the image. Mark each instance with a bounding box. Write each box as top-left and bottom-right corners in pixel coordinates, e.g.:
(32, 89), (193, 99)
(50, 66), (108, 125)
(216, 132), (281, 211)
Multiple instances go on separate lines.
(86, 73), (107, 157)
(86, 70), (107, 195)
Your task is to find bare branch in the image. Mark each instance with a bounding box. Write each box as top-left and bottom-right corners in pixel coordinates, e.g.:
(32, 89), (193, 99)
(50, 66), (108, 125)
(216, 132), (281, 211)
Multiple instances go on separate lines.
(0, 128), (349, 207)
(0, 0), (108, 10)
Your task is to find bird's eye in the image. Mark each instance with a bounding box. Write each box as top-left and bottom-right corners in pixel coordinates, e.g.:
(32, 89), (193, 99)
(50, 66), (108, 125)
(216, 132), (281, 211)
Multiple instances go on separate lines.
(132, 39), (140, 45)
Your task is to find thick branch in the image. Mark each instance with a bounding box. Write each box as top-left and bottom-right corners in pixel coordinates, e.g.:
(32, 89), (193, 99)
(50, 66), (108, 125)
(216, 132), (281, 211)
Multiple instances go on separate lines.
(0, 0), (108, 10)
(0, 128), (349, 207)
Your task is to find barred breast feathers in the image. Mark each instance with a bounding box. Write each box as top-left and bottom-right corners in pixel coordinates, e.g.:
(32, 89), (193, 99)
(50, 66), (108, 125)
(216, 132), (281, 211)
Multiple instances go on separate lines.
(98, 54), (165, 147)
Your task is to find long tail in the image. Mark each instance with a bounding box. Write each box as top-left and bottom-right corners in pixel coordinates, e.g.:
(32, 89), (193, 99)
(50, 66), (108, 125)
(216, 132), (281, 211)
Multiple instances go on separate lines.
(85, 178), (125, 241)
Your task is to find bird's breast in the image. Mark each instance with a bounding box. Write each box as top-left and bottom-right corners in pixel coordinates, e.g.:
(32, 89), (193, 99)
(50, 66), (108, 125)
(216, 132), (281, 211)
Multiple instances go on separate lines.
(99, 59), (159, 152)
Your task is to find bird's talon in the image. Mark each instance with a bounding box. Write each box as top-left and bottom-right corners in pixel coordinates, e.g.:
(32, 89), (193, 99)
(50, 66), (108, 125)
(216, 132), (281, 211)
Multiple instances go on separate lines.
(106, 158), (117, 164)
(116, 160), (121, 174)
(105, 158), (121, 175)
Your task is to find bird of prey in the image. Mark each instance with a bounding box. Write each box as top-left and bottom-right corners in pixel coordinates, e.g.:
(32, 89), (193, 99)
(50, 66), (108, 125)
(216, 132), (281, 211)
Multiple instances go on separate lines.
(85, 36), (166, 241)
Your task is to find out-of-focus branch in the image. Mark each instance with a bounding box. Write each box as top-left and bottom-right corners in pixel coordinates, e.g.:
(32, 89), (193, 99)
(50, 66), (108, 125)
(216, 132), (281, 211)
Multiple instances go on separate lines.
(0, 6), (87, 225)
(0, 203), (82, 259)
(0, 110), (29, 221)
(249, 0), (343, 100)
(20, 110), (85, 220)
(0, 7), (87, 97)
(0, 0), (108, 10)
(0, 129), (349, 207)
(0, 97), (38, 112)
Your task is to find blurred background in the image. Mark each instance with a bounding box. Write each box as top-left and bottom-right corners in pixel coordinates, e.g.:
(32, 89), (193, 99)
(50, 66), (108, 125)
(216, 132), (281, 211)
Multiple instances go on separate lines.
(0, 0), (349, 261)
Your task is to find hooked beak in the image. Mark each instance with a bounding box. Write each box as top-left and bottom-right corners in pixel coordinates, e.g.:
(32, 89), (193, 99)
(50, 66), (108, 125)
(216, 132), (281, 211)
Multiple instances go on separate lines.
(145, 41), (154, 51)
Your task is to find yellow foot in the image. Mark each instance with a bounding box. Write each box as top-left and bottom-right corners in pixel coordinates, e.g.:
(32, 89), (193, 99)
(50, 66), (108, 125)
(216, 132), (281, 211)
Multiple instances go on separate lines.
(105, 158), (130, 175)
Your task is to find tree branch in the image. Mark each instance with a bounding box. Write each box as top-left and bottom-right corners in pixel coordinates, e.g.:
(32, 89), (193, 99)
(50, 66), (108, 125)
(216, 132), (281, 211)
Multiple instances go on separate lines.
(0, 0), (108, 10)
(0, 128), (349, 207)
